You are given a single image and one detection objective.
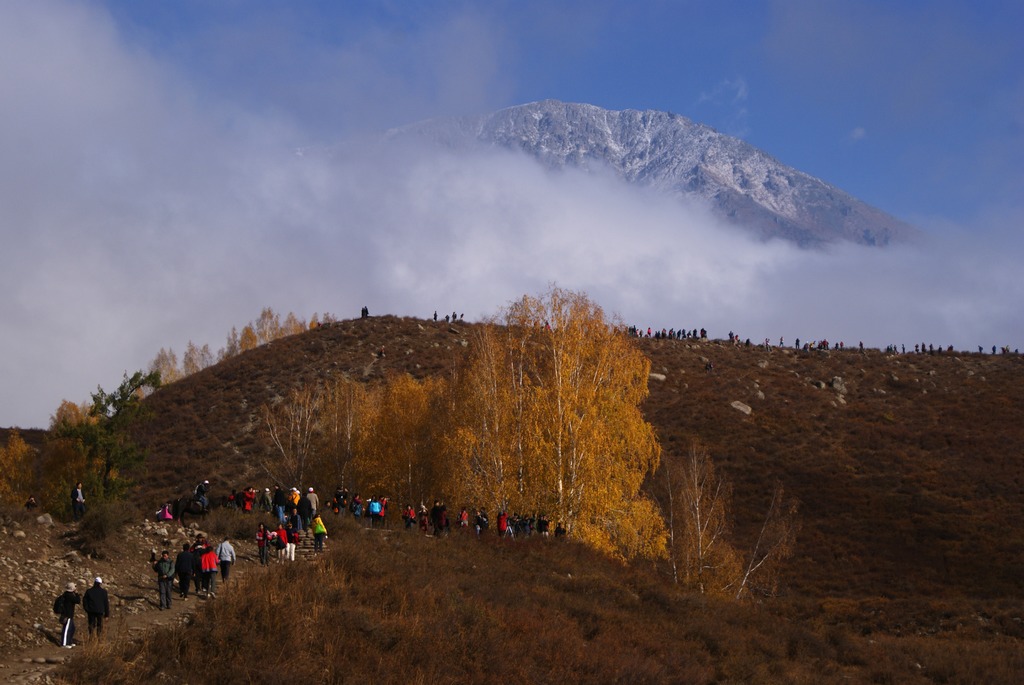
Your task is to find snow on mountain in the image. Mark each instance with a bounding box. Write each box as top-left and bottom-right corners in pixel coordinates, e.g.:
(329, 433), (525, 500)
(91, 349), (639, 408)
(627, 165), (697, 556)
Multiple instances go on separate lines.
(385, 100), (918, 247)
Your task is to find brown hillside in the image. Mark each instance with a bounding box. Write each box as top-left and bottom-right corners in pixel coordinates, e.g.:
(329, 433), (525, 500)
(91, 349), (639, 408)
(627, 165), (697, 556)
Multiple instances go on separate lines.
(128, 316), (1024, 612)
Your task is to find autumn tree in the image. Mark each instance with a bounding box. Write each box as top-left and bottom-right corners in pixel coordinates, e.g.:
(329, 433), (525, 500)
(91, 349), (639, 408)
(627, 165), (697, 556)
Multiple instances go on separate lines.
(282, 312), (305, 337)
(254, 307), (281, 345)
(182, 341), (214, 376)
(664, 441), (798, 599)
(239, 324), (259, 352)
(219, 327), (241, 361)
(665, 441), (740, 595)
(260, 385), (323, 486)
(447, 286), (665, 560)
(149, 347), (182, 384)
(731, 482), (799, 600)
(309, 376), (368, 490)
(352, 374), (448, 505)
(0, 431), (35, 506)
(446, 324), (530, 513)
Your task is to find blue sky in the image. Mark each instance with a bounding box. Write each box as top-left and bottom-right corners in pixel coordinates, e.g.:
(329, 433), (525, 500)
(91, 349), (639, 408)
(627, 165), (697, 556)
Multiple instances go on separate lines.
(1, 0), (1022, 428)
(98, 0), (1023, 224)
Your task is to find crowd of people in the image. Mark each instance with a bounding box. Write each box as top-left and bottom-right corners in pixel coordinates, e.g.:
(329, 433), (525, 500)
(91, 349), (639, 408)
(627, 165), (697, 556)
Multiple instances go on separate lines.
(626, 324), (1018, 357)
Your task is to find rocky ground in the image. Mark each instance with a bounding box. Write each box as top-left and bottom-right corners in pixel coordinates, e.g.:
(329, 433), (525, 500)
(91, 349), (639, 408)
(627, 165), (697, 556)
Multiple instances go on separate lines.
(0, 511), (261, 683)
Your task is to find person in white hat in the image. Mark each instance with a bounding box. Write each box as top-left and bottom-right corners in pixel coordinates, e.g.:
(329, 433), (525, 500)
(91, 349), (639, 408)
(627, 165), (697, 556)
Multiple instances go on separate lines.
(56, 582), (81, 647)
(83, 577), (110, 639)
(307, 487), (319, 519)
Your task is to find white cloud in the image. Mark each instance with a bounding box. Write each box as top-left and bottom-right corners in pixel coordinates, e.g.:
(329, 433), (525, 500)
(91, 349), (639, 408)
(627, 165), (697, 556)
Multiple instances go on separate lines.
(1, 1), (1022, 429)
(849, 126), (867, 141)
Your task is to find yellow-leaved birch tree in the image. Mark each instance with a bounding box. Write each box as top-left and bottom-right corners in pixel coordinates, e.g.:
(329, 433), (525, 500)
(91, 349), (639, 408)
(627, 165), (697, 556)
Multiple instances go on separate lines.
(450, 286), (665, 560)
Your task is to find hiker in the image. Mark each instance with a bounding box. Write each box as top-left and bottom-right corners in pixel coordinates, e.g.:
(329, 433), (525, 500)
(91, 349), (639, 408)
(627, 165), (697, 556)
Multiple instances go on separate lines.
(273, 485), (288, 524)
(24, 495), (38, 511)
(368, 496), (383, 527)
(257, 487), (272, 513)
(156, 502), (174, 521)
(190, 535), (208, 596)
(241, 486), (256, 512)
(306, 487), (319, 519)
(285, 521), (298, 561)
(275, 522), (289, 561)
(200, 543), (219, 597)
(83, 577), (110, 639)
(71, 482), (86, 521)
(312, 512), (327, 552)
(153, 549), (174, 610)
(175, 543), (194, 599)
(474, 509), (489, 536)
(56, 582), (81, 648)
(256, 523), (271, 566)
(216, 536), (236, 585)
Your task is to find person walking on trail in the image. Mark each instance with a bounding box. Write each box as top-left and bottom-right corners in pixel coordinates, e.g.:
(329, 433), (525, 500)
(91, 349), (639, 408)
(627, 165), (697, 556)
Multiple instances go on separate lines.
(285, 521), (298, 561)
(216, 537), (236, 585)
(175, 543), (194, 600)
(312, 513), (328, 553)
(201, 544), (219, 597)
(56, 582), (81, 647)
(273, 485), (288, 524)
(82, 577), (110, 639)
(153, 549), (174, 610)
(256, 523), (271, 566)
(298, 490), (313, 529)
(71, 482), (86, 521)
(307, 487), (319, 518)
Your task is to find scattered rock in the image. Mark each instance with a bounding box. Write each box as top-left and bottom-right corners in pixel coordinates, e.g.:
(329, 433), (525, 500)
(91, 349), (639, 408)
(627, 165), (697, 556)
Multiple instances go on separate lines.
(830, 377), (847, 394)
(757, 360), (769, 369)
(35, 514), (54, 527)
(12, 531), (26, 540)
(649, 373), (666, 382)
(811, 380), (826, 390)
(731, 401), (752, 416)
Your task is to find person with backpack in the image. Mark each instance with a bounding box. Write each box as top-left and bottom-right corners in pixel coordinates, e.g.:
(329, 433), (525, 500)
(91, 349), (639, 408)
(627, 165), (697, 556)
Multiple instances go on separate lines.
(55, 582), (81, 647)
(82, 577), (110, 639)
(311, 512), (328, 553)
(368, 497), (382, 527)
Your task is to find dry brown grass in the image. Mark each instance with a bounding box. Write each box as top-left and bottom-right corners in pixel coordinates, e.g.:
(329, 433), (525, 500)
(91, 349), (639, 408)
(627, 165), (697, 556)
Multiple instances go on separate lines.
(56, 523), (1023, 684)
(34, 317), (1024, 680)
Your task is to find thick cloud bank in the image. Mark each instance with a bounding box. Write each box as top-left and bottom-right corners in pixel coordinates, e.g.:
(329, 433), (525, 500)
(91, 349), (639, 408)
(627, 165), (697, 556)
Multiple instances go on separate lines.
(1, 2), (1021, 428)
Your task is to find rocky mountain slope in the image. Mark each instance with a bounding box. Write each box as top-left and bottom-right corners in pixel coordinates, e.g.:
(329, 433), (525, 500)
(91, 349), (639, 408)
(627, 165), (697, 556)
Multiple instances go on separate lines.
(386, 100), (918, 247)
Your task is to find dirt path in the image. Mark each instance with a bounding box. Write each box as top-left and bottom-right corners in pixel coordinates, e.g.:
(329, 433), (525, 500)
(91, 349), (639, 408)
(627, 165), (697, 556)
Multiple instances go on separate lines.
(0, 514), (265, 684)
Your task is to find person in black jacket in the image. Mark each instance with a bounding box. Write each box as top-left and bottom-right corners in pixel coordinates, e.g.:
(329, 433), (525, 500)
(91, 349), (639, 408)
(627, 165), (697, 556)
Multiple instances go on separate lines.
(57, 582), (81, 647)
(82, 577), (110, 638)
(175, 543), (194, 599)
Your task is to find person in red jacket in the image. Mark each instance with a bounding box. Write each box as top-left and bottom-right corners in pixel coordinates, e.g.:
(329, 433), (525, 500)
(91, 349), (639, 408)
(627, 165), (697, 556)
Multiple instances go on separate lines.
(242, 487), (256, 512)
(256, 523), (270, 566)
(498, 511), (509, 538)
(200, 544), (219, 597)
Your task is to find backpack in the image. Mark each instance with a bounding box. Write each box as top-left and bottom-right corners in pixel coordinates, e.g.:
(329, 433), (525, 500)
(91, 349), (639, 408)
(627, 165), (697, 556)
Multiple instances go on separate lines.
(53, 594), (63, 615)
